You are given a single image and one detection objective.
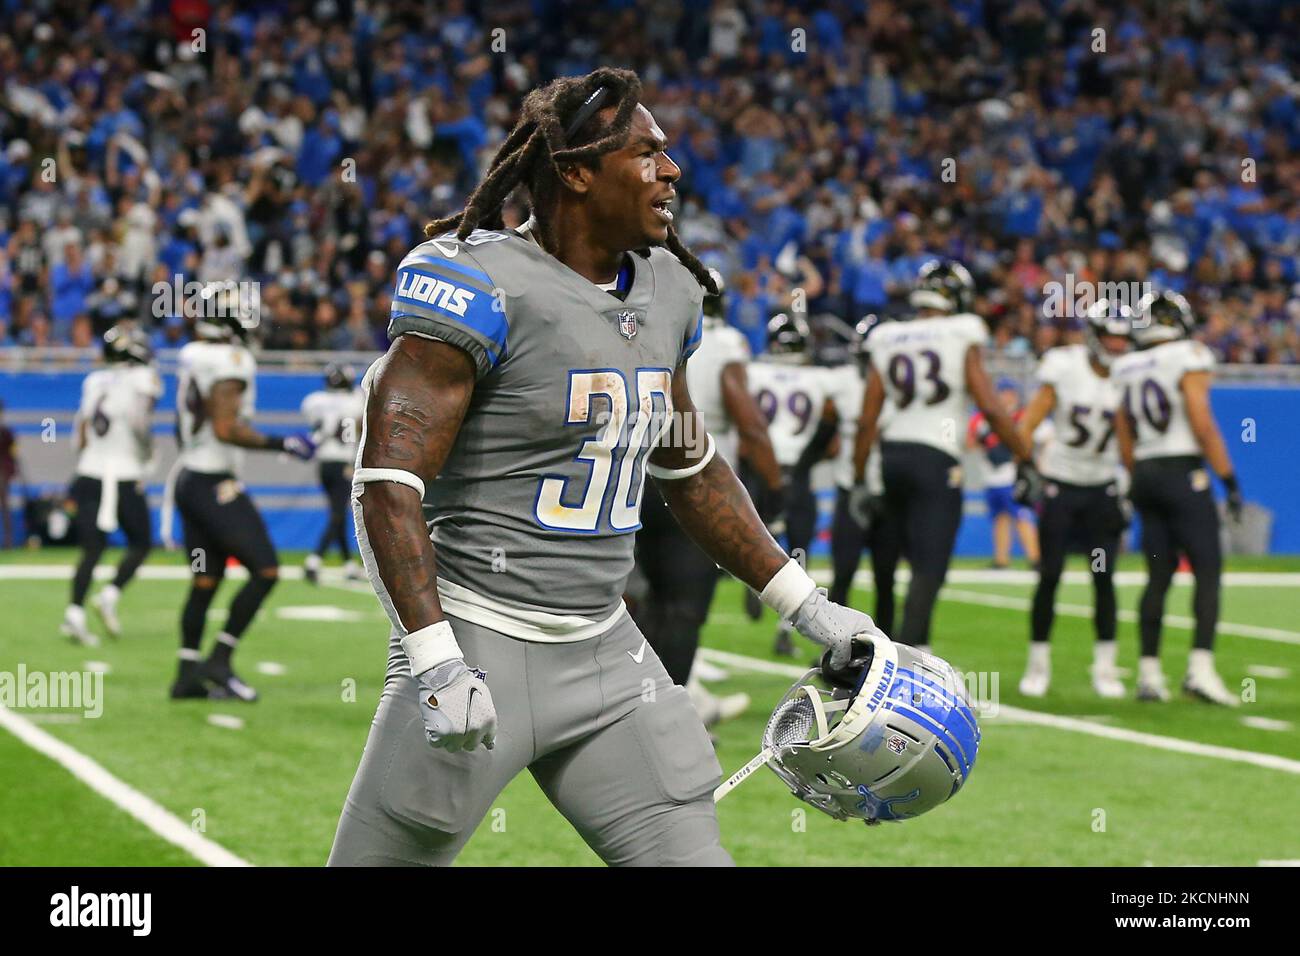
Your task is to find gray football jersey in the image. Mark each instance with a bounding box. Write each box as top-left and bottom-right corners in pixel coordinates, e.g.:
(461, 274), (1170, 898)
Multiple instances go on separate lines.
(387, 228), (705, 619)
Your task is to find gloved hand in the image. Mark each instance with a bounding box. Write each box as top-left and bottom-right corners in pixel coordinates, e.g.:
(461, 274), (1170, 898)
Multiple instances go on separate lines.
(414, 658), (497, 752)
(848, 483), (876, 529)
(281, 433), (317, 461)
(792, 587), (889, 670)
(1224, 475), (1244, 521)
(1012, 461), (1044, 507)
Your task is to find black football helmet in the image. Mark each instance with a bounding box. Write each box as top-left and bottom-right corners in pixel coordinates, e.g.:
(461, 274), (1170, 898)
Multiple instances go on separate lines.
(102, 325), (153, 365)
(766, 312), (812, 361)
(324, 363), (355, 390)
(702, 268), (726, 319)
(194, 281), (259, 342)
(909, 259), (975, 314)
(1132, 291), (1195, 348)
(1083, 299), (1132, 368)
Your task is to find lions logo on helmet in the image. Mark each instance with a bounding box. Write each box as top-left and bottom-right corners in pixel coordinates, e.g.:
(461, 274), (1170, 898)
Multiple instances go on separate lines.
(765, 312), (811, 363)
(1083, 299), (1132, 368)
(910, 259), (975, 315)
(719, 633), (980, 823)
(1132, 290), (1195, 349)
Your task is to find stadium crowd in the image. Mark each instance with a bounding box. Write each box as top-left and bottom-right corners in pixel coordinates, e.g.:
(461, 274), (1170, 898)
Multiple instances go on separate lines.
(0, 0), (1298, 361)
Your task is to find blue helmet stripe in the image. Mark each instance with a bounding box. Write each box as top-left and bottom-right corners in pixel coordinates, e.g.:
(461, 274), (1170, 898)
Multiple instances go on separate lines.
(889, 702), (975, 780)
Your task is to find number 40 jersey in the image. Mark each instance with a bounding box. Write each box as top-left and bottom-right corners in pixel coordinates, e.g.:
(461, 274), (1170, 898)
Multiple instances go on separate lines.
(1109, 339), (1214, 462)
(867, 313), (987, 460)
(1034, 344), (1121, 486)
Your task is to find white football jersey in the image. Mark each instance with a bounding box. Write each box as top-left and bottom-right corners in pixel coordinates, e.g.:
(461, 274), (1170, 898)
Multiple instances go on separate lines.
(1033, 345), (1122, 486)
(747, 361), (835, 468)
(176, 340), (256, 474)
(685, 317), (751, 465)
(301, 388), (365, 463)
(868, 313), (988, 459)
(1110, 339), (1214, 461)
(76, 365), (162, 481)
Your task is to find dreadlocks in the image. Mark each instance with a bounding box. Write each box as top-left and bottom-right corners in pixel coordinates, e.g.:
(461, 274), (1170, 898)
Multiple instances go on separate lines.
(425, 67), (717, 295)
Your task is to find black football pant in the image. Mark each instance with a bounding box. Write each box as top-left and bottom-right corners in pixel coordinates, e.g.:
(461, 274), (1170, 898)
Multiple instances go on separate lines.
(315, 460), (353, 559)
(829, 486), (868, 607)
(782, 465), (817, 563)
(871, 442), (963, 646)
(1031, 479), (1122, 645)
(633, 484), (720, 686)
(1130, 456), (1222, 656)
(69, 476), (152, 606)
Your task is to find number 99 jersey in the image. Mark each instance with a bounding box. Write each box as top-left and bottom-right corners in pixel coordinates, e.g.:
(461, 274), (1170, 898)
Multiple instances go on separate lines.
(867, 313), (988, 460)
(1110, 339), (1214, 461)
(1034, 344), (1121, 486)
(746, 361), (834, 468)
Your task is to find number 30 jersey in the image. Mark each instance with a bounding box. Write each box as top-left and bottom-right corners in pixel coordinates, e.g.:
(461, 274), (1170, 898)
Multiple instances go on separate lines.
(1034, 344), (1121, 486)
(867, 312), (988, 460)
(746, 360), (834, 468)
(383, 227), (704, 628)
(1110, 339), (1214, 461)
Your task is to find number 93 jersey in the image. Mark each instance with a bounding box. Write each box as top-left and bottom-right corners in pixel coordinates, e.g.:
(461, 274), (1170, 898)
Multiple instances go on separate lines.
(867, 313), (988, 459)
(385, 228), (704, 623)
(1110, 339), (1214, 461)
(1034, 344), (1121, 486)
(746, 360), (834, 467)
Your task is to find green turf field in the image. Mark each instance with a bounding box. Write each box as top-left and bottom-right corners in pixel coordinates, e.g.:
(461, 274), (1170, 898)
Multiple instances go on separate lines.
(2, 548), (1297, 866)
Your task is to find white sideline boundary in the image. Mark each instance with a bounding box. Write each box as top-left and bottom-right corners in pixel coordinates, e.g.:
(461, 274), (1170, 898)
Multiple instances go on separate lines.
(0, 705), (252, 867)
(696, 648), (1300, 777)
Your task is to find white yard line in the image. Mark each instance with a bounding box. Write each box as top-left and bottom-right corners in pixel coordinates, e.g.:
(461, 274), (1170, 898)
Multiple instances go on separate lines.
(697, 648), (1300, 777)
(0, 704), (252, 866)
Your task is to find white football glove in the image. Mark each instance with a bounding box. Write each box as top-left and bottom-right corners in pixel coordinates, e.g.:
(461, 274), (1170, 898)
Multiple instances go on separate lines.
(414, 659), (497, 752)
(792, 588), (889, 670)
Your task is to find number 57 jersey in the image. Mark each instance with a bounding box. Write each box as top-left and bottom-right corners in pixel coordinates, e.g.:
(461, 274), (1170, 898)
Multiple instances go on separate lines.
(867, 313), (988, 460)
(1034, 344), (1121, 486)
(383, 229), (705, 628)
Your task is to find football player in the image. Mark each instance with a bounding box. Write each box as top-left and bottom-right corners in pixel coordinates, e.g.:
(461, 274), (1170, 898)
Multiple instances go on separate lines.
(851, 259), (1034, 650)
(747, 312), (839, 654)
(300, 363), (365, 584)
(1112, 292), (1240, 706)
(827, 316), (887, 608)
(632, 268), (780, 726)
(169, 309), (314, 700)
(62, 325), (161, 646)
(1015, 301), (1131, 698)
(328, 69), (887, 867)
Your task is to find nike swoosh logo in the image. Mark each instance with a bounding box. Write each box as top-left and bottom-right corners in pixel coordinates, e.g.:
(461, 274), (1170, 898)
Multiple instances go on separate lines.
(628, 640), (648, 664)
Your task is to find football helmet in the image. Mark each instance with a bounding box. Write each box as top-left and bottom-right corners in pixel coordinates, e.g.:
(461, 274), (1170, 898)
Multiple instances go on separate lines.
(765, 312), (811, 362)
(102, 325), (153, 365)
(909, 258), (975, 314)
(702, 268), (726, 319)
(1083, 299), (1132, 368)
(194, 282), (260, 342)
(752, 633), (980, 822)
(1131, 290), (1195, 349)
(324, 363), (355, 390)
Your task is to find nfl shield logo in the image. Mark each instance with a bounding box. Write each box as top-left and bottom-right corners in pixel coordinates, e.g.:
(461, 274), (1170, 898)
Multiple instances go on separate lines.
(886, 734), (908, 755)
(616, 310), (638, 340)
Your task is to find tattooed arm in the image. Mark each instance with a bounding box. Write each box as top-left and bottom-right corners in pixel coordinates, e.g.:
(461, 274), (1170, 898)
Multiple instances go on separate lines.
(649, 363), (794, 592)
(357, 334), (475, 632)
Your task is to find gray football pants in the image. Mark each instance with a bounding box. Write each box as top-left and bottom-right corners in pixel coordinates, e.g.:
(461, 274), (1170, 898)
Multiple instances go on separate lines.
(327, 610), (733, 866)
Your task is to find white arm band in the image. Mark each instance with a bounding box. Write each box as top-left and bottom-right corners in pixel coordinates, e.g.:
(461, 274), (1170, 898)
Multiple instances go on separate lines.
(352, 467), (426, 499)
(759, 558), (818, 620)
(646, 433), (716, 480)
(400, 620), (463, 676)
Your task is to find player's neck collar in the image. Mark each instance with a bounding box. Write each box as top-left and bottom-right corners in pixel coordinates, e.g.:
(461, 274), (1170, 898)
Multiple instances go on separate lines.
(517, 214), (637, 302)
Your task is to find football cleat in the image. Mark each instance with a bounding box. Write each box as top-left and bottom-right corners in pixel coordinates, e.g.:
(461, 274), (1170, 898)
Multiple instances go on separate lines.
(687, 679), (750, 728)
(61, 605), (100, 647)
(91, 586), (121, 639)
(304, 553), (321, 585)
(1091, 667), (1126, 699)
(1136, 675), (1171, 702)
(1182, 670), (1240, 708)
(200, 660), (259, 702)
(343, 560), (366, 582)
(170, 679), (234, 701)
(1019, 666), (1050, 698)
